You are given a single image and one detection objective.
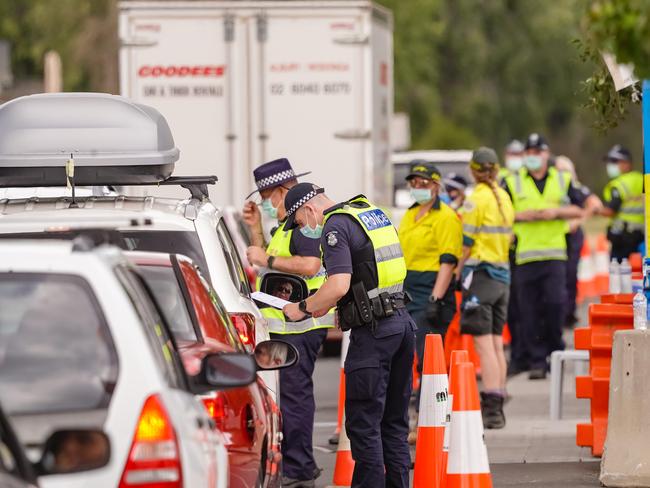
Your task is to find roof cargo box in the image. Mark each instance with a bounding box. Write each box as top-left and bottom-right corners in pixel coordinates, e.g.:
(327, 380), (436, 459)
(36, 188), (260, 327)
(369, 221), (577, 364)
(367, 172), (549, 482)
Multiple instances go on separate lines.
(0, 92), (179, 187)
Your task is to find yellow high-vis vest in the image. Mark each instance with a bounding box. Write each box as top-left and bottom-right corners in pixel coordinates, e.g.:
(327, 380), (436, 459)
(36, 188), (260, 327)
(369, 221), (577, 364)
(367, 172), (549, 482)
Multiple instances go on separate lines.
(603, 171), (644, 231)
(323, 196), (407, 298)
(505, 167), (571, 265)
(257, 221), (334, 334)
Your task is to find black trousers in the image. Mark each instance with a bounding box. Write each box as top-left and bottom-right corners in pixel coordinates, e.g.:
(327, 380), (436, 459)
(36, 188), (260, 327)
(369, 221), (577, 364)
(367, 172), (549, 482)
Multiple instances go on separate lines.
(271, 328), (327, 480)
(344, 310), (414, 488)
(516, 260), (567, 370)
(565, 229), (584, 322)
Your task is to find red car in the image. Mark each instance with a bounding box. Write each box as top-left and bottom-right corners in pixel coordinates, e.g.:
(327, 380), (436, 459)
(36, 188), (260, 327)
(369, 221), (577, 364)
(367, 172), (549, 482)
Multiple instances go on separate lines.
(128, 251), (283, 488)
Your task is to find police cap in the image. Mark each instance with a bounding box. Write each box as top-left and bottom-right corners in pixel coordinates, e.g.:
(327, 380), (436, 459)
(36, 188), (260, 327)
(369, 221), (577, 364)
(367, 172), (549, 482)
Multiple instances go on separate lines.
(506, 139), (525, 153)
(604, 144), (632, 163)
(524, 133), (549, 151)
(284, 182), (325, 230)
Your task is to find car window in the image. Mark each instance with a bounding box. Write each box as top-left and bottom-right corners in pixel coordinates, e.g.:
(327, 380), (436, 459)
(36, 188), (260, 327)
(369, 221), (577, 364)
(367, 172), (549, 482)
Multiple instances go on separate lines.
(138, 266), (200, 342)
(175, 257), (243, 351)
(0, 273), (118, 415)
(120, 230), (211, 282)
(216, 221), (251, 296)
(0, 409), (35, 483)
(115, 266), (186, 390)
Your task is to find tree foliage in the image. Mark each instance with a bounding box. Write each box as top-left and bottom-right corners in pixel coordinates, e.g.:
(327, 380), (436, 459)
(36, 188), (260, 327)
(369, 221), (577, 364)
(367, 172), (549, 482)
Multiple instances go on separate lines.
(578, 0), (649, 131)
(0, 0), (642, 192)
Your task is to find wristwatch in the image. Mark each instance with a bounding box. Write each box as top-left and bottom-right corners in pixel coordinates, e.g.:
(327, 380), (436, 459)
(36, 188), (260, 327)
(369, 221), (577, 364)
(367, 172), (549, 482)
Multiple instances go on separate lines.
(428, 295), (440, 303)
(299, 300), (309, 313)
(267, 255), (276, 269)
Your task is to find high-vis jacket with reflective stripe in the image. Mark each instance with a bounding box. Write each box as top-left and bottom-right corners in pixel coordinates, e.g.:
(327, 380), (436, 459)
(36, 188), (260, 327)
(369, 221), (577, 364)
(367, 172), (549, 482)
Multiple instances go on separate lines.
(323, 196), (407, 300)
(603, 171), (644, 230)
(460, 183), (514, 267)
(257, 221), (334, 334)
(505, 167), (571, 265)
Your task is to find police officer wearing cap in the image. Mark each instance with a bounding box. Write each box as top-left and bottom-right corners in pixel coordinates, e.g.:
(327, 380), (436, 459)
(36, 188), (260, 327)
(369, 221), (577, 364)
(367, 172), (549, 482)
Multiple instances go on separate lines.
(397, 161), (462, 428)
(243, 158), (333, 487)
(598, 145), (644, 261)
(457, 147), (514, 429)
(503, 134), (585, 380)
(282, 183), (415, 488)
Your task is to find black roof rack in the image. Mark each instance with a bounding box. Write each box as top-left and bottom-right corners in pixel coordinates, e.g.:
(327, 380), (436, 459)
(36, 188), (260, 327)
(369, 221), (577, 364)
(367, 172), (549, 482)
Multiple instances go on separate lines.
(157, 175), (218, 201)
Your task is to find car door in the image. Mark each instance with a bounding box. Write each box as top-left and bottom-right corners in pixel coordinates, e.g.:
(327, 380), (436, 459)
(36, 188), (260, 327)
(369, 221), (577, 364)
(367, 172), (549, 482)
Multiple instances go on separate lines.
(175, 255), (267, 488)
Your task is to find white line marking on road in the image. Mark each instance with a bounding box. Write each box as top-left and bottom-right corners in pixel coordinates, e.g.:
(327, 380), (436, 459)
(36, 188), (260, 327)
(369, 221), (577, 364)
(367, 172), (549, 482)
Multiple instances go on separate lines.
(313, 445), (335, 453)
(314, 421), (338, 428)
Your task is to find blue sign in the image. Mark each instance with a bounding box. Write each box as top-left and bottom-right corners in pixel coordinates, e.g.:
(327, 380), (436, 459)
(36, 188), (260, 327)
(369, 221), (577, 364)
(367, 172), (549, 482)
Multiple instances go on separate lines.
(358, 209), (391, 231)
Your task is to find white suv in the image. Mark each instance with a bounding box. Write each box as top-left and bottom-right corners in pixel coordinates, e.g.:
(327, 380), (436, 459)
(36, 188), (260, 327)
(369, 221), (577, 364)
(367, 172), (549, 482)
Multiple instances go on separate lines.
(0, 239), (248, 488)
(0, 187), (279, 401)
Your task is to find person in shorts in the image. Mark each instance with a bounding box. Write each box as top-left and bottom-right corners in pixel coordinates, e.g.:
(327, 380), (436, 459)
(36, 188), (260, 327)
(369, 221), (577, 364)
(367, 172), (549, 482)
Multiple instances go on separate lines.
(458, 147), (515, 429)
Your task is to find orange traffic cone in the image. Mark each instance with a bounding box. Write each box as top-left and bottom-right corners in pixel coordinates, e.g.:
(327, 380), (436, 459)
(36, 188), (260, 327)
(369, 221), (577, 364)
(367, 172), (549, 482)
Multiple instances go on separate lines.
(594, 234), (610, 295)
(446, 362), (492, 488)
(577, 238), (596, 304)
(413, 334), (448, 488)
(330, 331), (350, 445)
(441, 349), (471, 487)
(332, 413), (355, 487)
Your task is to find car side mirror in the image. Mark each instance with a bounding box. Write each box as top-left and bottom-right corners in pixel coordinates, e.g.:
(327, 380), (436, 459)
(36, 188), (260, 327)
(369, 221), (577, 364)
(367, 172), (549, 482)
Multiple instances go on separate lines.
(258, 272), (309, 305)
(254, 339), (299, 371)
(200, 352), (257, 389)
(36, 429), (110, 476)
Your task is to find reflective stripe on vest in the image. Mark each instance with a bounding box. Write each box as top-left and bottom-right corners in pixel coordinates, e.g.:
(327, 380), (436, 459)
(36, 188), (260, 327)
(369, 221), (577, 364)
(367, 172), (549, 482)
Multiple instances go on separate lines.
(323, 196), (407, 296)
(261, 307), (335, 334)
(462, 224), (511, 235)
(256, 221), (334, 333)
(505, 168), (571, 265)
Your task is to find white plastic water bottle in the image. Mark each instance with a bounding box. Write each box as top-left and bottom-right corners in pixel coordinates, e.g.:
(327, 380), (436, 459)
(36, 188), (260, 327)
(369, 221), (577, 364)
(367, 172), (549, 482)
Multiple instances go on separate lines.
(633, 291), (647, 330)
(620, 258), (632, 293)
(609, 259), (621, 294)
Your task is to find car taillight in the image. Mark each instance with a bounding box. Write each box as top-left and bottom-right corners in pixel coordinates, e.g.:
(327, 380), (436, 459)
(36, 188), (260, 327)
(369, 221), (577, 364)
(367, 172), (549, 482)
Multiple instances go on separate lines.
(229, 312), (256, 352)
(119, 394), (182, 488)
(202, 393), (226, 431)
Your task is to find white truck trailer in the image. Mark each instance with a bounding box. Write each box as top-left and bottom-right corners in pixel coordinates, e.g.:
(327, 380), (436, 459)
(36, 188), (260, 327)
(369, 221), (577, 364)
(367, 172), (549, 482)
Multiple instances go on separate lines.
(119, 1), (394, 206)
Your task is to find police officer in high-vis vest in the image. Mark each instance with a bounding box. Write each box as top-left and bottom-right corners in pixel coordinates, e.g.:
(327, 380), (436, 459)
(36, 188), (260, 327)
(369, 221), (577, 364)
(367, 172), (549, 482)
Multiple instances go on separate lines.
(599, 145), (644, 261)
(282, 183), (415, 488)
(503, 134), (584, 380)
(243, 159), (333, 487)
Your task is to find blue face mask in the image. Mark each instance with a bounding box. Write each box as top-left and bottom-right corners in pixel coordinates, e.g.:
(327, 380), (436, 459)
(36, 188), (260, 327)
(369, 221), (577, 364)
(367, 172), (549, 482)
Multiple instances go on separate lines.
(299, 208), (323, 239)
(300, 223), (323, 239)
(524, 155), (543, 171)
(261, 198), (278, 219)
(439, 193), (451, 204)
(410, 188), (433, 204)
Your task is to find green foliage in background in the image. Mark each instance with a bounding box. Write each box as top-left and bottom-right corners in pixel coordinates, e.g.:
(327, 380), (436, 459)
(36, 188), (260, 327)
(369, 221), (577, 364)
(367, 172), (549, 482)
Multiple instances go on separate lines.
(579, 0), (649, 131)
(0, 0), (643, 192)
(0, 0), (116, 91)
(378, 0), (643, 192)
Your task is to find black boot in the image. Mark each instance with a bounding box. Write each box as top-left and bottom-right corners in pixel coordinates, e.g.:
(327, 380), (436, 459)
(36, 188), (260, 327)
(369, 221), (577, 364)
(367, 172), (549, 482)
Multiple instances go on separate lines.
(480, 392), (506, 429)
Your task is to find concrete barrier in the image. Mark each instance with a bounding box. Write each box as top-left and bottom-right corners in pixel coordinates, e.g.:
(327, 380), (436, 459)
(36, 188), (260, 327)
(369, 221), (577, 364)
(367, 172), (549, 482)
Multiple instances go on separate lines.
(601, 329), (650, 487)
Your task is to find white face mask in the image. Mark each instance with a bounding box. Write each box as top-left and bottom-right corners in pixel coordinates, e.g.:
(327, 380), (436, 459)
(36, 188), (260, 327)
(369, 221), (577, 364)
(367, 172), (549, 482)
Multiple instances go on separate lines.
(505, 156), (523, 172)
(524, 155), (543, 171)
(607, 163), (621, 179)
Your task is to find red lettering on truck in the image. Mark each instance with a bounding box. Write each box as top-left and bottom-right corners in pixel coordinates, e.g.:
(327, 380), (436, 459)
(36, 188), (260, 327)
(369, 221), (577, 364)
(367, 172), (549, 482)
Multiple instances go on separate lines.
(138, 65), (226, 77)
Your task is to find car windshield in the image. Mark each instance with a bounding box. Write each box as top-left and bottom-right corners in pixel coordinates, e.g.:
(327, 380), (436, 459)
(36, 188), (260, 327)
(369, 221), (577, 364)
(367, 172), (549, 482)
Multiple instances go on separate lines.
(121, 230), (211, 282)
(138, 266), (199, 342)
(0, 273), (118, 415)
